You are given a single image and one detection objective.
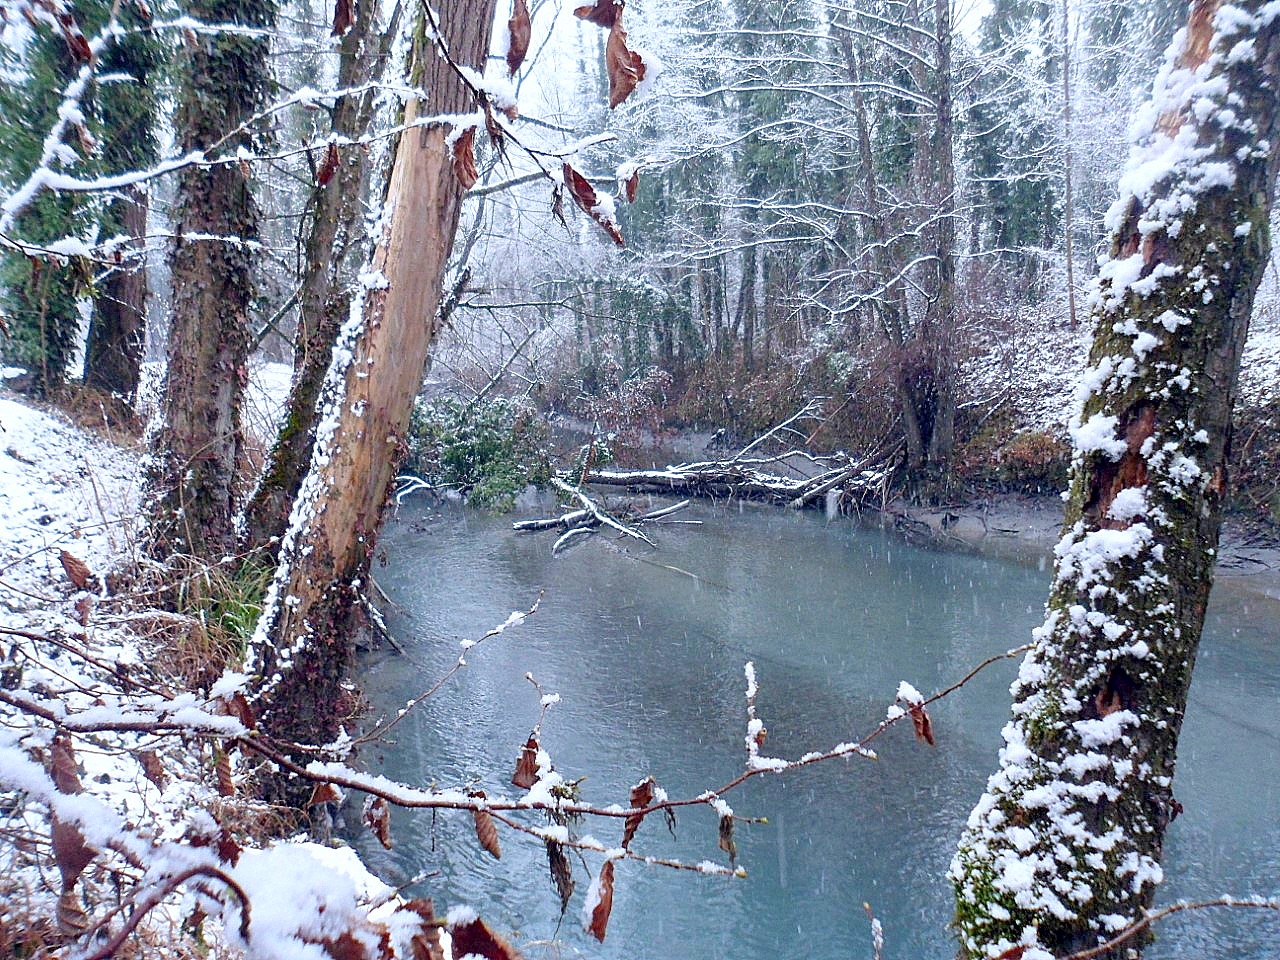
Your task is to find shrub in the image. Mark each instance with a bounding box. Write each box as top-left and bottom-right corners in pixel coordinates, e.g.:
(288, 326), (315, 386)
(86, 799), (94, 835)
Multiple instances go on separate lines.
(405, 397), (551, 511)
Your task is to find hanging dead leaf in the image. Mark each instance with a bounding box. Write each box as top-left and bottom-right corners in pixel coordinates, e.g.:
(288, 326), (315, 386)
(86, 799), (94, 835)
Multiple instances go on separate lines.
(449, 914), (523, 960)
(545, 839), (575, 913)
(214, 746), (235, 796)
(57, 889), (91, 935)
(512, 734), (539, 789)
(561, 163), (624, 246)
(452, 127), (479, 190)
(483, 103), (504, 150)
(331, 0), (352, 35)
(550, 185), (567, 230)
(604, 16), (645, 109)
(364, 796), (392, 849)
(908, 703), (935, 747)
(49, 737), (93, 929)
(506, 0), (530, 75)
(573, 0), (619, 28)
(624, 168), (639, 203)
(585, 859), (615, 942)
(51, 734), (81, 793)
(316, 142), (340, 186)
(400, 899), (446, 960)
(138, 749), (168, 790)
(471, 791), (501, 859)
(308, 782), (342, 807)
(59, 550), (93, 590)
(718, 813), (737, 863)
(621, 776), (654, 849)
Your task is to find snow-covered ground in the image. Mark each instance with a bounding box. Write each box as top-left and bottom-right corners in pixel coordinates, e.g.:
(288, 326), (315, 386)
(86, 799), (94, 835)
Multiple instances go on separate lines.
(963, 301), (1280, 436)
(0, 395), (142, 620)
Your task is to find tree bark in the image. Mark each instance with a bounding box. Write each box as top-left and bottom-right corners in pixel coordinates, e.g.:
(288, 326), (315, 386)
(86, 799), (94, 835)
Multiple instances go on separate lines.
(84, 187), (148, 403)
(239, 0), (385, 554)
(143, 0), (275, 560)
(248, 0), (497, 763)
(952, 3), (1280, 956)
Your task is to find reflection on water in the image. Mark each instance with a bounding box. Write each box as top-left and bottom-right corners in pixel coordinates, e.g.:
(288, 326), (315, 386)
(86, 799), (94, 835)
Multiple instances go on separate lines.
(352, 496), (1280, 959)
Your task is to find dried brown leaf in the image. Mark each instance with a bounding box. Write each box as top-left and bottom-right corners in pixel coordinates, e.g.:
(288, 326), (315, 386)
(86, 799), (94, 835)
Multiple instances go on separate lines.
(400, 899), (445, 960)
(138, 749), (168, 790)
(452, 127), (479, 190)
(59, 550), (93, 590)
(573, 0), (618, 28)
(506, 0), (530, 75)
(331, 0), (352, 35)
(308, 782), (342, 807)
(586, 859), (615, 942)
(214, 746), (235, 796)
(718, 813), (737, 863)
(545, 839), (575, 913)
(317, 142), (340, 186)
(624, 168), (639, 203)
(511, 734), (539, 789)
(74, 594), (91, 627)
(909, 703), (935, 747)
(471, 791), (501, 859)
(364, 796), (392, 849)
(561, 163), (624, 246)
(449, 914), (523, 960)
(224, 691), (256, 730)
(604, 16), (645, 109)
(621, 776), (654, 850)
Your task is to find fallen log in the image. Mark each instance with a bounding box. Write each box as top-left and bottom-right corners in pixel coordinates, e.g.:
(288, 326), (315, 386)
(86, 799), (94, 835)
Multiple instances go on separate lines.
(577, 448), (898, 511)
(513, 488), (696, 555)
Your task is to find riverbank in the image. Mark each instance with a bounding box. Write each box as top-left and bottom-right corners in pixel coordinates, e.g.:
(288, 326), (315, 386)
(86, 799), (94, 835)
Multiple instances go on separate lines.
(885, 493), (1280, 605)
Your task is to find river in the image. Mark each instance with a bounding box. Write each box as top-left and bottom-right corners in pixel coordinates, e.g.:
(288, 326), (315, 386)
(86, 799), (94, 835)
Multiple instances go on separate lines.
(350, 495), (1280, 960)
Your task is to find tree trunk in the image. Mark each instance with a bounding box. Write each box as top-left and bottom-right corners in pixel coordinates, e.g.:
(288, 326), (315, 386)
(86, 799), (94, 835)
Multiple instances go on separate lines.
(248, 0), (497, 763)
(84, 187), (148, 403)
(924, 0), (956, 470)
(143, 0), (275, 560)
(240, 0), (385, 554)
(952, 3), (1280, 956)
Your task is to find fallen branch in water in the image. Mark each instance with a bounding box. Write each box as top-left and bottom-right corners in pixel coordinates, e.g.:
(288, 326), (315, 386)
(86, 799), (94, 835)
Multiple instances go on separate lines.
(513, 484), (697, 554)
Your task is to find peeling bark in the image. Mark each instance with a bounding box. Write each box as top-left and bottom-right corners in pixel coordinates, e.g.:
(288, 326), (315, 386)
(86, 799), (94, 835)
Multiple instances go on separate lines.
(249, 0), (497, 772)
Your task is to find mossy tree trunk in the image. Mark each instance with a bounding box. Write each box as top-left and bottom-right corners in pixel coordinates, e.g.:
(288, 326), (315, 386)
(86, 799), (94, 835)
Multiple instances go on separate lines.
(248, 0), (497, 767)
(952, 2), (1280, 957)
(83, 13), (160, 405)
(239, 0), (385, 554)
(143, 0), (276, 560)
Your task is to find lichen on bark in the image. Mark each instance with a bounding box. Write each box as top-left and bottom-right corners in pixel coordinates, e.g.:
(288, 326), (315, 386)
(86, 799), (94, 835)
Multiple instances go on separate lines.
(951, 2), (1280, 957)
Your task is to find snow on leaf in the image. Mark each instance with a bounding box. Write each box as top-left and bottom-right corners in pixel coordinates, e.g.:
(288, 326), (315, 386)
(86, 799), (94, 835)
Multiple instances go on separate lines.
(573, 0), (619, 28)
(621, 775), (654, 849)
(363, 795), (392, 849)
(511, 734), (539, 789)
(582, 859), (615, 942)
(561, 162), (624, 246)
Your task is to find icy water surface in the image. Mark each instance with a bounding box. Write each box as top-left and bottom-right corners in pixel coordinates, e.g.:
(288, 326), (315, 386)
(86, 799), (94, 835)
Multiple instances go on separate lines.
(352, 496), (1280, 960)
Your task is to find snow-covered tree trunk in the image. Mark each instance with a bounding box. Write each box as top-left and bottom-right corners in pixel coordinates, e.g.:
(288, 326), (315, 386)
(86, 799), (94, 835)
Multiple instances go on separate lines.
(240, 0), (383, 554)
(247, 0), (496, 769)
(143, 0), (276, 559)
(952, 2), (1280, 957)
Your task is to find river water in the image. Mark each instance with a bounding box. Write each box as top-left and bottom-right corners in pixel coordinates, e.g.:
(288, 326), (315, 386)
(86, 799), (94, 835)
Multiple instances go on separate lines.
(351, 496), (1280, 960)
